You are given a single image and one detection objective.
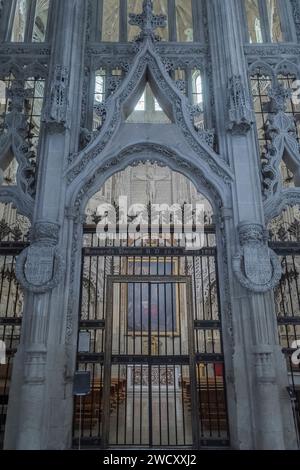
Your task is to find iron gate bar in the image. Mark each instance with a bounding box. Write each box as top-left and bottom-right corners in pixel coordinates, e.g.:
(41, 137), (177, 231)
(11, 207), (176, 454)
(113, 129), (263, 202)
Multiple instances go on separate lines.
(110, 355), (190, 365)
(270, 242), (300, 255)
(0, 318), (22, 325)
(77, 353), (104, 363)
(74, 230), (230, 448)
(106, 275), (192, 284)
(101, 275), (200, 449)
(0, 244), (28, 255)
(83, 224), (217, 235)
(79, 320), (105, 329)
(277, 318), (300, 325)
(83, 247), (217, 257)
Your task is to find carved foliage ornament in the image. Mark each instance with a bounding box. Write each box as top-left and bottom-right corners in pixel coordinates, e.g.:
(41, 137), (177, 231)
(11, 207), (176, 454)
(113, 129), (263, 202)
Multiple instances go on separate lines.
(262, 84), (300, 201)
(0, 79), (36, 199)
(16, 221), (65, 293)
(233, 222), (282, 293)
(43, 65), (70, 131)
(227, 75), (255, 135)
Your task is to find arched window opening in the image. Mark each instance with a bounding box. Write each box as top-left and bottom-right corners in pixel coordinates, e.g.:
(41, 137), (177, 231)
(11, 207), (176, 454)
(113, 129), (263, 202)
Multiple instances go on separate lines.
(192, 71), (203, 106)
(192, 70), (204, 129)
(93, 69), (106, 130)
(175, 0), (193, 42)
(128, 83), (171, 124)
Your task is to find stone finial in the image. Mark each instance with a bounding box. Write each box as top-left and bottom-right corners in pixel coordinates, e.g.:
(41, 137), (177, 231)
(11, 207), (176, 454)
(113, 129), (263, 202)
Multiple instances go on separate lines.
(129, 0), (167, 42)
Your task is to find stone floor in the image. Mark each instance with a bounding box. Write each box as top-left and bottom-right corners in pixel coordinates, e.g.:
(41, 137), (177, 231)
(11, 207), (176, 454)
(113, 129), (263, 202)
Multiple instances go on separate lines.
(109, 392), (193, 446)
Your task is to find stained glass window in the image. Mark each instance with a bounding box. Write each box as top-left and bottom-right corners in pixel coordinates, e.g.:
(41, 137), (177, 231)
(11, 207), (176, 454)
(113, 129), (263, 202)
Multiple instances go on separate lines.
(102, 0), (120, 42)
(175, 0), (193, 43)
(245, 0), (263, 43)
(153, 0), (168, 41)
(11, 0), (30, 42)
(10, 0), (50, 43)
(32, 0), (50, 42)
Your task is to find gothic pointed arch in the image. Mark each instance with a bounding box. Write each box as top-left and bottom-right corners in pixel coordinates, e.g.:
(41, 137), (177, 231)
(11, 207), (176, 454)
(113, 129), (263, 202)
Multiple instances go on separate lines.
(66, 1), (233, 204)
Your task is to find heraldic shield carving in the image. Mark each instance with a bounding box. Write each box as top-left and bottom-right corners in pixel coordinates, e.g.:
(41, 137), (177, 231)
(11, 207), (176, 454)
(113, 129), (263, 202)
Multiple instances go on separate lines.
(233, 222), (282, 293)
(16, 221), (65, 294)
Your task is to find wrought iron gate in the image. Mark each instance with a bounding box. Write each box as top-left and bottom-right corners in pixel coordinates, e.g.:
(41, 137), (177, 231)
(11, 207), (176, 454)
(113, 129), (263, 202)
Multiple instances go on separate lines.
(73, 226), (230, 449)
(0, 242), (25, 449)
(271, 241), (300, 447)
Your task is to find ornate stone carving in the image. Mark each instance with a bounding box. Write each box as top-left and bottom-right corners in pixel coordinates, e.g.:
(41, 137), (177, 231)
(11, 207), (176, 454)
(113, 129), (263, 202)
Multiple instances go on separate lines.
(268, 83), (292, 114)
(0, 79), (37, 200)
(129, 0), (167, 42)
(67, 46), (231, 185)
(108, 76), (123, 94)
(175, 80), (186, 93)
(43, 65), (69, 131)
(233, 222), (282, 293)
(262, 84), (300, 201)
(227, 75), (255, 135)
(16, 221), (65, 293)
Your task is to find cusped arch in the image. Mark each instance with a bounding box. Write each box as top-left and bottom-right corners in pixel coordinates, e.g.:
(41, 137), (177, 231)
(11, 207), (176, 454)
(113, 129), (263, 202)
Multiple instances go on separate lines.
(67, 142), (226, 221)
(248, 61), (275, 81)
(275, 60), (300, 78)
(0, 61), (22, 79)
(265, 188), (300, 222)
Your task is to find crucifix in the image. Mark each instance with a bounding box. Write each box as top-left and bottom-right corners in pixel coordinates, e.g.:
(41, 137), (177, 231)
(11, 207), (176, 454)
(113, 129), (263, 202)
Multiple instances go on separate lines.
(133, 164), (169, 203)
(129, 0), (167, 41)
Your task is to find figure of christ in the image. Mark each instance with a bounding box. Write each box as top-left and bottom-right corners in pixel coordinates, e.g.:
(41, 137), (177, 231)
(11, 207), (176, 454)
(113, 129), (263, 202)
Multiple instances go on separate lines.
(133, 164), (169, 203)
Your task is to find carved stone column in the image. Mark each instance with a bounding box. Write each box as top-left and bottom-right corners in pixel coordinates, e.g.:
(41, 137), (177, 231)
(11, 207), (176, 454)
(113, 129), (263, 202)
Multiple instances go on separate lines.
(4, 0), (88, 450)
(207, 0), (297, 449)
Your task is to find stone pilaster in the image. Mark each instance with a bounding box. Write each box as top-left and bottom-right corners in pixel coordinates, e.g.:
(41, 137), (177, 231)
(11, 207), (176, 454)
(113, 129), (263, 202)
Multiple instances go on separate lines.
(4, 0), (88, 450)
(207, 0), (297, 449)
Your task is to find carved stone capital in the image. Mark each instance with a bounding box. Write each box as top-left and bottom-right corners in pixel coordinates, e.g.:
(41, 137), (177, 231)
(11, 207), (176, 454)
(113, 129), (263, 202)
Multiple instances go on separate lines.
(30, 220), (60, 246)
(233, 221), (282, 293)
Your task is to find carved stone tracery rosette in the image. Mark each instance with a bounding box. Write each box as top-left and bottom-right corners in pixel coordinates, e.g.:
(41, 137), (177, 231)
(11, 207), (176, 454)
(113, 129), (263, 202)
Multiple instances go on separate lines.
(233, 222), (282, 293)
(16, 221), (65, 294)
